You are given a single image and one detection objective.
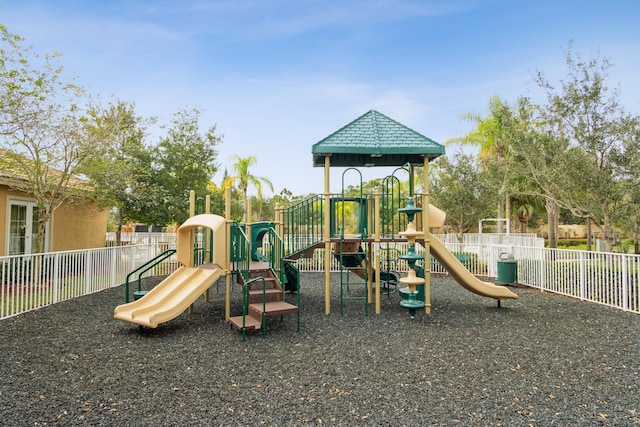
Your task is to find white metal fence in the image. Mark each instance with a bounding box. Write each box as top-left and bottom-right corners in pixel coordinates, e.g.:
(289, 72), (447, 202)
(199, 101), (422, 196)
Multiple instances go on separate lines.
(1, 244), (177, 319)
(2, 233), (638, 320)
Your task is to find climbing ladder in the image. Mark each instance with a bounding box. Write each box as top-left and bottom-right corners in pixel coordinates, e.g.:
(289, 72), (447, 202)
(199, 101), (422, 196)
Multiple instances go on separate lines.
(336, 236), (369, 315)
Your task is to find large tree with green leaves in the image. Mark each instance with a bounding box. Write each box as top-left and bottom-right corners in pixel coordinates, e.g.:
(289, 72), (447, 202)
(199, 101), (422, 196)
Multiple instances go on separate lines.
(148, 107), (223, 225)
(0, 25), (100, 253)
(533, 43), (638, 251)
(430, 151), (496, 242)
(610, 117), (640, 253)
(80, 99), (154, 243)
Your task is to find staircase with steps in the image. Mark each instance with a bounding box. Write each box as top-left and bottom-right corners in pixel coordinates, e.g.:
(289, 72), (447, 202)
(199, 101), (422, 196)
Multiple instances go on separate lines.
(228, 262), (299, 336)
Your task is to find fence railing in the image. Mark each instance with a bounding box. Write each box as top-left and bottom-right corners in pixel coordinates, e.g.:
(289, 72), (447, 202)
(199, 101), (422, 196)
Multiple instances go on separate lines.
(106, 232), (177, 247)
(2, 233), (638, 320)
(1, 244), (178, 319)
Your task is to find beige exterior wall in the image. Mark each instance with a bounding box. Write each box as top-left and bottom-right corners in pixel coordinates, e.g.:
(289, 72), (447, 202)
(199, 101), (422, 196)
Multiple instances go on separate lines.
(0, 184), (107, 256)
(0, 186), (11, 252)
(51, 201), (108, 252)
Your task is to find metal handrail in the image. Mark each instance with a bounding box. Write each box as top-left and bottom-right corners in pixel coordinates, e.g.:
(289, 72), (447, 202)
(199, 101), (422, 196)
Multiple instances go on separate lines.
(124, 249), (176, 302)
(239, 276), (268, 341)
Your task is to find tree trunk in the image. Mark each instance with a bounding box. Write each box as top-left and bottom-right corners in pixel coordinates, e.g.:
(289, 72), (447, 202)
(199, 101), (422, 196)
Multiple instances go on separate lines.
(603, 216), (614, 253)
(545, 197), (559, 248)
(634, 214), (639, 255)
(32, 203), (51, 254)
(115, 207), (123, 246)
(497, 201), (504, 234)
(586, 219), (592, 251)
(505, 194), (511, 234)
(601, 200), (615, 252)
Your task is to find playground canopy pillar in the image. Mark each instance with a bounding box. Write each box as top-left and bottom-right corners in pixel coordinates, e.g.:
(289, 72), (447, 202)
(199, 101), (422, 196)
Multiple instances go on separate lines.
(324, 154), (331, 315)
(422, 156), (431, 315)
(374, 191), (381, 314)
(225, 187), (232, 321)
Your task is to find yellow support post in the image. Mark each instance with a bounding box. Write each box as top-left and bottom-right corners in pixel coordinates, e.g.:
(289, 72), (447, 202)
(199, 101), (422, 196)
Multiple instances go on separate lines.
(374, 191), (381, 314)
(204, 194), (211, 303)
(422, 156), (431, 315)
(225, 187), (232, 321)
(375, 254), (381, 314)
(324, 154), (331, 315)
(188, 190), (196, 314)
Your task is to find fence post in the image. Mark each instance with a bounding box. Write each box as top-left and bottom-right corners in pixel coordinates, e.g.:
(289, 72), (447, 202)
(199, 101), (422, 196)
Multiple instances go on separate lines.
(84, 250), (92, 295)
(579, 251), (586, 301)
(621, 255), (628, 311)
(110, 246), (118, 288)
(52, 253), (60, 304)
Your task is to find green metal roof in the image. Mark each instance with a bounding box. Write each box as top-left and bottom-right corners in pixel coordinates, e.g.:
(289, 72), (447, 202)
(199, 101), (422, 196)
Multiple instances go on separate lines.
(312, 109), (445, 167)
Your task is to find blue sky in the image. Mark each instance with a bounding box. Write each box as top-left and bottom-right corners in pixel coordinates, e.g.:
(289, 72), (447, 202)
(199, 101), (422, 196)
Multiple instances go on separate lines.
(2, 0), (639, 196)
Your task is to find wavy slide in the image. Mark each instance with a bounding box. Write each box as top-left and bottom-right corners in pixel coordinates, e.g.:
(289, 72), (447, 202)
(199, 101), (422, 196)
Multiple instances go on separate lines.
(114, 265), (222, 328)
(429, 233), (518, 300)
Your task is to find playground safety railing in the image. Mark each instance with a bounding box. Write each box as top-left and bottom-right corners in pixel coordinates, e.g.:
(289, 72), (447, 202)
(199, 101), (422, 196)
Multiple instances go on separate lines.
(266, 226), (285, 285)
(123, 249), (177, 303)
(230, 222), (251, 282)
(280, 194), (325, 256)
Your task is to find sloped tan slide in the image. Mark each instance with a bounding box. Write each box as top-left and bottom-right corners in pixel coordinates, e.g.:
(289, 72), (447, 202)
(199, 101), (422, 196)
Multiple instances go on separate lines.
(429, 233), (518, 300)
(114, 265), (223, 328)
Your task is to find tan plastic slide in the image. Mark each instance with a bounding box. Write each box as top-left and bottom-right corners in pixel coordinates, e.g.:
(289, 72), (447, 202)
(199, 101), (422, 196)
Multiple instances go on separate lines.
(114, 265), (222, 328)
(429, 233), (518, 300)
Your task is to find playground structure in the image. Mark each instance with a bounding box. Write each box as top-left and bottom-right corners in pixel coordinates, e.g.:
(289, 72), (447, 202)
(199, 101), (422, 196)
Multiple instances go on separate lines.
(114, 109), (517, 335)
(296, 109), (517, 316)
(114, 188), (301, 339)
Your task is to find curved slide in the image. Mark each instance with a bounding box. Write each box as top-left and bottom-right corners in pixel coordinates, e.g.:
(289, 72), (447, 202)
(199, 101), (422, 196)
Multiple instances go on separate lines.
(429, 233), (517, 300)
(114, 265), (222, 328)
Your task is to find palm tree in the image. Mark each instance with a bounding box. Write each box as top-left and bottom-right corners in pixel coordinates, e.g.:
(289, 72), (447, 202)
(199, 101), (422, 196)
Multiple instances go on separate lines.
(447, 96), (513, 232)
(223, 155), (274, 222)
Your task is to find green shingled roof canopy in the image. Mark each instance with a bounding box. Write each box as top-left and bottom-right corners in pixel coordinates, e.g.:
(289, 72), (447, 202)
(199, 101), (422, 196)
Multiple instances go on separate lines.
(312, 110), (445, 167)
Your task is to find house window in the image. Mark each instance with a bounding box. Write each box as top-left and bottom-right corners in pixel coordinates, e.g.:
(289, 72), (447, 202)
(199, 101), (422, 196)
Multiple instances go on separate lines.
(7, 200), (49, 255)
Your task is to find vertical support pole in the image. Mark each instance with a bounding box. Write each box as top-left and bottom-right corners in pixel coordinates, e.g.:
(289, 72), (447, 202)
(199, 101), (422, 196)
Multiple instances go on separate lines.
(188, 189), (196, 304)
(374, 191), (381, 314)
(275, 203), (282, 236)
(204, 194), (211, 303)
(375, 254), (381, 315)
(324, 154), (332, 315)
(225, 187), (232, 321)
(422, 156), (431, 315)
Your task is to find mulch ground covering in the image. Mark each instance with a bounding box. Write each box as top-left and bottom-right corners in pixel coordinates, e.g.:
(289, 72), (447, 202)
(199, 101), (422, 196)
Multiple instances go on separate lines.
(1, 272), (638, 426)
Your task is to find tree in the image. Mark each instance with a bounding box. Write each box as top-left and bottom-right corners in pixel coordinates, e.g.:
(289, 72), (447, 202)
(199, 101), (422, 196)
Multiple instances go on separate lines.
(534, 43), (637, 251)
(0, 25), (98, 253)
(496, 96), (565, 247)
(148, 107), (222, 225)
(223, 155), (273, 222)
(430, 151), (496, 242)
(448, 96), (516, 233)
(80, 99), (154, 244)
(612, 117), (640, 253)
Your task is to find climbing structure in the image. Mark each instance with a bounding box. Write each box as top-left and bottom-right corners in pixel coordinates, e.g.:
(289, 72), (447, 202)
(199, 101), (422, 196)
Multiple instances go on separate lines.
(397, 198), (425, 318)
(311, 109), (445, 315)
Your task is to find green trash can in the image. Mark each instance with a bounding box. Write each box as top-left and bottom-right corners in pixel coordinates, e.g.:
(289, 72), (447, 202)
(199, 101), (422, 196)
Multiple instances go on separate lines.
(497, 252), (518, 284)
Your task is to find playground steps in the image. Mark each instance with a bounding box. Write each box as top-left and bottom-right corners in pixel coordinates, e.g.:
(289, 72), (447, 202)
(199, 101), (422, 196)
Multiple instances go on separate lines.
(228, 261), (299, 334)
